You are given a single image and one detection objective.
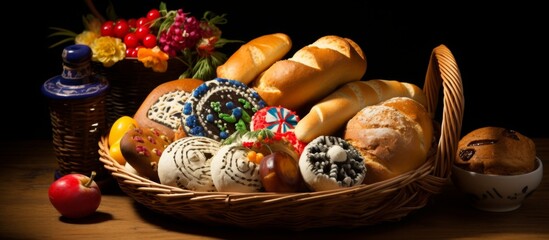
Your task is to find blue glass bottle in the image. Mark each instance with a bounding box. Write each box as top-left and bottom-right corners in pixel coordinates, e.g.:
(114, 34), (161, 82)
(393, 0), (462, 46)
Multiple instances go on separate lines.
(42, 44), (110, 184)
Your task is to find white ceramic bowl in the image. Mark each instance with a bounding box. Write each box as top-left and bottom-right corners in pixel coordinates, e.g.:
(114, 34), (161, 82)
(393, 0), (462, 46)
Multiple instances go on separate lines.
(451, 157), (543, 212)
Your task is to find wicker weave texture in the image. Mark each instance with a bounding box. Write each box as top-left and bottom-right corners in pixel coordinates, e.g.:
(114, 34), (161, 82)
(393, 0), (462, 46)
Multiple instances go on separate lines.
(103, 58), (186, 126)
(98, 44), (465, 230)
(49, 94), (109, 179)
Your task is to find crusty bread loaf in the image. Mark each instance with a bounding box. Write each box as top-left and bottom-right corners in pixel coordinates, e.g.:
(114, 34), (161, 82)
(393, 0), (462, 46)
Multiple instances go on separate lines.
(251, 35), (367, 111)
(344, 97), (434, 184)
(216, 33), (292, 85)
(133, 78), (203, 141)
(455, 126), (536, 175)
(295, 79), (427, 143)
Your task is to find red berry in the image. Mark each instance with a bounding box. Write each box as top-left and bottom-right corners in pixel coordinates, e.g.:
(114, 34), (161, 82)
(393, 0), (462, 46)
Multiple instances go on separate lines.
(134, 25), (150, 40)
(146, 9), (161, 22)
(133, 46), (142, 57)
(142, 34), (157, 48)
(127, 18), (137, 29)
(113, 19), (130, 39)
(100, 21), (115, 37)
(126, 47), (140, 58)
(123, 33), (139, 48)
(136, 17), (150, 27)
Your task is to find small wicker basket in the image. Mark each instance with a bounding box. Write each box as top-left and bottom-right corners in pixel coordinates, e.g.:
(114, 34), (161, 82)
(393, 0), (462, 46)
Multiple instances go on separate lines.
(98, 44), (464, 230)
(101, 58), (186, 126)
(50, 95), (109, 180)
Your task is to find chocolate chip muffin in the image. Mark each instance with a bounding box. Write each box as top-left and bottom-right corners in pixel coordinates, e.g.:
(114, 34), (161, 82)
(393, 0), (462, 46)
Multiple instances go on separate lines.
(455, 126), (536, 175)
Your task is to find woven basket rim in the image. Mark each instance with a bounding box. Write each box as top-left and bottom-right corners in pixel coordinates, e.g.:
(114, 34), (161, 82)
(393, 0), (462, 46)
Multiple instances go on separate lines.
(98, 44), (465, 230)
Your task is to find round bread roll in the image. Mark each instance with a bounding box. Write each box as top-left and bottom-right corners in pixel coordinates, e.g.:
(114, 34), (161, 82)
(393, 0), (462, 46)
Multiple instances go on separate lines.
(344, 97), (434, 184)
(210, 144), (262, 192)
(181, 78), (267, 141)
(250, 106), (300, 134)
(299, 136), (366, 191)
(157, 136), (221, 191)
(455, 126), (536, 175)
(133, 78), (204, 141)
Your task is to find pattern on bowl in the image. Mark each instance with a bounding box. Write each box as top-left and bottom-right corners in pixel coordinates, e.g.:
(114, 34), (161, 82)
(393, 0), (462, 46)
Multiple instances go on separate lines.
(468, 185), (535, 201)
(452, 157), (543, 212)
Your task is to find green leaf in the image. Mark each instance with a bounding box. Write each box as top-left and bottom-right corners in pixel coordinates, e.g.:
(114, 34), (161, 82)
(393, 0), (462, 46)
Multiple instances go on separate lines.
(157, 10), (177, 36)
(159, 2), (168, 13)
(215, 38), (244, 48)
(192, 57), (215, 80)
(221, 129), (249, 145)
(203, 11), (228, 25)
(48, 27), (77, 34)
(105, 1), (118, 21)
(47, 32), (77, 38)
(210, 51), (227, 66)
(47, 27), (78, 48)
(48, 38), (76, 49)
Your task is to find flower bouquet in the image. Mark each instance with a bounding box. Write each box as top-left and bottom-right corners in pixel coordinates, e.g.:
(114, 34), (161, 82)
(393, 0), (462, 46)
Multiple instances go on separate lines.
(49, 1), (241, 125)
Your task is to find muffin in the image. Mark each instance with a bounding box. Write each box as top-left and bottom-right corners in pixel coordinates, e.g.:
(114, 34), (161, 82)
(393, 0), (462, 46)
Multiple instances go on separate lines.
(455, 126), (536, 175)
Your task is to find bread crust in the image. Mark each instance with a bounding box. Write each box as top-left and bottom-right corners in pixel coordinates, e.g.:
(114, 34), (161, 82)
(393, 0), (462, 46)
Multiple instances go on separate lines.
(295, 79), (427, 143)
(251, 35), (367, 111)
(344, 97), (434, 184)
(216, 33), (292, 84)
(133, 78), (203, 141)
(455, 126), (536, 175)
(120, 127), (172, 182)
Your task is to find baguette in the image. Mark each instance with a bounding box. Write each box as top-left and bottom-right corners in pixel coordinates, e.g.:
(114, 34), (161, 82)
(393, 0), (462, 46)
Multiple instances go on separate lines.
(294, 79), (427, 142)
(251, 35), (367, 111)
(216, 33), (292, 85)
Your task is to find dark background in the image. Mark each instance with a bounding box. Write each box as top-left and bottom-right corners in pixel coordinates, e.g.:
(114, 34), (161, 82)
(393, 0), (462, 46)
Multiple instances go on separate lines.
(8, 0), (547, 140)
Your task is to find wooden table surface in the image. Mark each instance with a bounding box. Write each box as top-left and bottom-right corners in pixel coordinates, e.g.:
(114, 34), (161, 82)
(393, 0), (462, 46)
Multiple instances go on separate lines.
(1, 138), (547, 240)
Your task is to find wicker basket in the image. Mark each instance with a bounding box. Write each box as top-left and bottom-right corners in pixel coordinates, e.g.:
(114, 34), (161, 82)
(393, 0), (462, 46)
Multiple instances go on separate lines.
(49, 94), (110, 181)
(98, 44), (465, 230)
(101, 58), (186, 127)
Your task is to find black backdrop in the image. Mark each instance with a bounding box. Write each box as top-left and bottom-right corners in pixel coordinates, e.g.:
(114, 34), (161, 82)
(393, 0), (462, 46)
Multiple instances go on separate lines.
(10, 0), (547, 140)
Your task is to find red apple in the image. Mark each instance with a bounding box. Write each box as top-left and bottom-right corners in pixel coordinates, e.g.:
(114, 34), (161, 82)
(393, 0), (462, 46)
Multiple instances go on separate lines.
(48, 171), (102, 218)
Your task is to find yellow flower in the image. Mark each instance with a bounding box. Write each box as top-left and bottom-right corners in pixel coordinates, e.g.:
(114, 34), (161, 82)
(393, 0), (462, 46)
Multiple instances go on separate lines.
(75, 30), (100, 46)
(90, 36), (126, 67)
(137, 47), (169, 72)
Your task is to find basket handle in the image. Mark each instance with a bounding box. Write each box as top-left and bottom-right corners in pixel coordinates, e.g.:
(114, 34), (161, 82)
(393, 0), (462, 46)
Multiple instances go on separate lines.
(423, 44), (465, 178)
